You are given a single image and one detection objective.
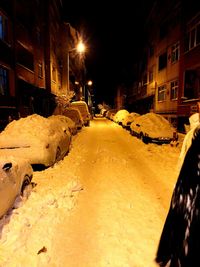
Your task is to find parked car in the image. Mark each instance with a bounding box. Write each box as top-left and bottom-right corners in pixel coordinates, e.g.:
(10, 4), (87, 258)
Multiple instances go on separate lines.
(48, 114), (77, 135)
(0, 156), (33, 218)
(0, 114), (71, 167)
(0, 106), (20, 132)
(70, 101), (91, 126)
(122, 112), (140, 130)
(130, 112), (178, 144)
(113, 109), (129, 124)
(62, 107), (84, 130)
(106, 109), (118, 120)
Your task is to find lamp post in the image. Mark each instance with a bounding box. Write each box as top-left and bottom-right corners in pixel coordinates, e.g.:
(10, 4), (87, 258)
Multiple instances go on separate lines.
(67, 41), (85, 92)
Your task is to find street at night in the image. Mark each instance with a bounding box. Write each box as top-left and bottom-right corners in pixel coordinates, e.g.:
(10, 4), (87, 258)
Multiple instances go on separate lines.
(0, 117), (183, 266)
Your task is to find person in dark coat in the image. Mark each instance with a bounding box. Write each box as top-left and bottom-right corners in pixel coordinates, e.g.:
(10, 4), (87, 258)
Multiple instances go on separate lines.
(155, 124), (200, 267)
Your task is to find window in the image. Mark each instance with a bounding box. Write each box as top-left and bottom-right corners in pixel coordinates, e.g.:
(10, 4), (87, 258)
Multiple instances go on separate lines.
(170, 80), (178, 100)
(184, 69), (200, 99)
(149, 68), (154, 83)
(149, 44), (154, 57)
(171, 42), (180, 63)
(197, 23), (200, 45)
(184, 21), (200, 52)
(142, 73), (147, 85)
(36, 29), (42, 46)
(158, 85), (166, 101)
(0, 66), (9, 96)
(52, 65), (56, 82)
(17, 43), (34, 71)
(158, 52), (167, 71)
(160, 21), (168, 39)
(38, 63), (43, 78)
(0, 14), (8, 43)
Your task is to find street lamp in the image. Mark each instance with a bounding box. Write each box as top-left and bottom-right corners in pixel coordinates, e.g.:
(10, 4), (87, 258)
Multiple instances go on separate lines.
(67, 41), (86, 92)
(87, 80), (93, 86)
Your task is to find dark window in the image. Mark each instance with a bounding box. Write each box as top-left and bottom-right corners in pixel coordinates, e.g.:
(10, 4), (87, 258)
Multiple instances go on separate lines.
(184, 21), (200, 52)
(190, 28), (196, 49)
(197, 23), (200, 45)
(149, 69), (154, 83)
(158, 52), (167, 71)
(0, 14), (8, 43)
(160, 22), (168, 39)
(17, 43), (34, 71)
(149, 45), (154, 57)
(0, 66), (9, 96)
(52, 65), (56, 82)
(184, 70), (200, 99)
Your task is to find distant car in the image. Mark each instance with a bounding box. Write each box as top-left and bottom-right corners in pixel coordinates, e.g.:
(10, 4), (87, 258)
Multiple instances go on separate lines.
(106, 109), (118, 120)
(0, 156), (33, 218)
(100, 108), (107, 116)
(122, 112), (140, 130)
(70, 101), (91, 126)
(0, 106), (20, 132)
(48, 115), (77, 135)
(130, 112), (178, 144)
(0, 114), (71, 167)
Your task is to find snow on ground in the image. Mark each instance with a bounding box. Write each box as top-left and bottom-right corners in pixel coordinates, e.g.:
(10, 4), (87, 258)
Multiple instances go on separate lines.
(0, 117), (185, 267)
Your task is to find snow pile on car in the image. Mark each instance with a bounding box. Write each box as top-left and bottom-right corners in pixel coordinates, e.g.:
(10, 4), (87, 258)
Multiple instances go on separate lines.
(122, 112), (140, 127)
(113, 109), (129, 123)
(130, 113), (175, 138)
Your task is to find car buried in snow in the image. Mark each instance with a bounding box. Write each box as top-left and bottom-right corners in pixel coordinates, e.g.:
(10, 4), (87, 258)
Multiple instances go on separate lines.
(0, 156), (33, 218)
(70, 101), (91, 127)
(121, 112), (140, 130)
(48, 114), (77, 136)
(0, 114), (71, 168)
(130, 112), (178, 145)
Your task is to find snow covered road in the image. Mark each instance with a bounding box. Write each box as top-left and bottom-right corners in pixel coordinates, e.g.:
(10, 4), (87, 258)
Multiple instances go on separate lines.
(0, 117), (182, 267)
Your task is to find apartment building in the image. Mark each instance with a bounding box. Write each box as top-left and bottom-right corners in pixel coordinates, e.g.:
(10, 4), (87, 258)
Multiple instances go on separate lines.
(177, 2), (200, 131)
(0, 0), (85, 117)
(128, 0), (200, 131)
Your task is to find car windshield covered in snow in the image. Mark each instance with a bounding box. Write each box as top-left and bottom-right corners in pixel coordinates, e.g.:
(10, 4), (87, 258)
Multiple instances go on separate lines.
(0, 114), (71, 167)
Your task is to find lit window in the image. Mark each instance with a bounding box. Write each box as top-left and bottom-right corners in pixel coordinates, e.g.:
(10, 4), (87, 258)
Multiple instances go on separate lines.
(158, 85), (166, 101)
(171, 42), (180, 63)
(0, 66), (9, 96)
(170, 80), (178, 100)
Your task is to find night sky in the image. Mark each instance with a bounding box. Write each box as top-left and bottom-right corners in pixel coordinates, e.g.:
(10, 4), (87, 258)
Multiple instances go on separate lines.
(63, 1), (155, 105)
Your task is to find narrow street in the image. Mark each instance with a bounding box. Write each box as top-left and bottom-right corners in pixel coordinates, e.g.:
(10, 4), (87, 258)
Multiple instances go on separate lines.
(50, 117), (180, 267)
(0, 117), (181, 267)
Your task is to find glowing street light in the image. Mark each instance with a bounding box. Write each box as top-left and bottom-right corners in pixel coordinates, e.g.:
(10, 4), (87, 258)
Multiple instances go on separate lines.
(67, 41), (86, 91)
(87, 80), (93, 86)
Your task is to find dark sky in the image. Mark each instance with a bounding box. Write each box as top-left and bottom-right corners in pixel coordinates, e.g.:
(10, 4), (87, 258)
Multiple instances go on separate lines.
(63, 1), (155, 105)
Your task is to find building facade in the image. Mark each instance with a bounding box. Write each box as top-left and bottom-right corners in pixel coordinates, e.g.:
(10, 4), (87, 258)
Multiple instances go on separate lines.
(127, 0), (200, 131)
(0, 0), (85, 117)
